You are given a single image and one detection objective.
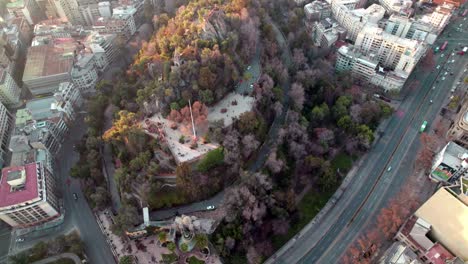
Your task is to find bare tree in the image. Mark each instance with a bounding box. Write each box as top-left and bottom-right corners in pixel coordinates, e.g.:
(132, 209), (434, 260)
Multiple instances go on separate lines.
(242, 134), (260, 158)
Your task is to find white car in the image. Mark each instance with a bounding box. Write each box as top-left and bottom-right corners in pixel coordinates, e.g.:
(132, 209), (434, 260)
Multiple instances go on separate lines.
(247, 65), (251, 70)
(387, 166), (392, 172)
(16, 238), (24, 242)
(451, 60), (455, 63)
(444, 71), (448, 75)
(206, 205), (215, 210)
(442, 77), (446, 81)
(436, 65), (441, 69)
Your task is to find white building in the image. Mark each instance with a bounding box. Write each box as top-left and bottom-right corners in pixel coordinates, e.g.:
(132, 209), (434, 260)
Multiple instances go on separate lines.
(71, 51), (107, 93)
(80, 3), (100, 25)
(430, 141), (468, 183)
(311, 18), (347, 47)
(384, 14), (437, 44)
(0, 66), (21, 107)
(354, 26), (427, 74)
(52, 82), (83, 121)
(305, 1), (332, 21)
(0, 162), (60, 228)
(332, 3), (385, 41)
(93, 10), (136, 40)
(378, 0), (413, 16)
(6, 0), (45, 25)
(0, 102), (13, 167)
(420, 3), (453, 32)
(85, 32), (118, 64)
(336, 45), (407, 91)
(98, 1), (112, 17)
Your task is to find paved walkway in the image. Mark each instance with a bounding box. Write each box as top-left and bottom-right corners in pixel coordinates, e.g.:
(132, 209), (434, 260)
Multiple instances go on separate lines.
(31, 253), (81, 264)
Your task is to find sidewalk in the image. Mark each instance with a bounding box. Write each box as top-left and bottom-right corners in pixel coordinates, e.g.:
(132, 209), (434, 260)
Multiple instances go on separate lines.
(31, 253), (81, 264)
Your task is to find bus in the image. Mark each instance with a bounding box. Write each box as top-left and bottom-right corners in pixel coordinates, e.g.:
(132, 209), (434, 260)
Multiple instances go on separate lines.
(462, 9), (468, 17)
(440, 41), (448, 51)
(420, 121), (428, 133)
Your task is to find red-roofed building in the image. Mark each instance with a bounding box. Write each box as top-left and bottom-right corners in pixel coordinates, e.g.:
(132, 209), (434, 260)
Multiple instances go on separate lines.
(425, 244), (457, 264)
(0, 162), (60, 227)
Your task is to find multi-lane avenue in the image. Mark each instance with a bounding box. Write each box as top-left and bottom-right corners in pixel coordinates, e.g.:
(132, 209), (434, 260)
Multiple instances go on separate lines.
(269, 6), (468, 264)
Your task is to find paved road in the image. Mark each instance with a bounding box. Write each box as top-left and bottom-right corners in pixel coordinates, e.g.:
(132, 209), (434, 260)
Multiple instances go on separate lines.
(268, 9), (468, 264)
(32, 253), (81, 264)
(150, 17), (292, 221)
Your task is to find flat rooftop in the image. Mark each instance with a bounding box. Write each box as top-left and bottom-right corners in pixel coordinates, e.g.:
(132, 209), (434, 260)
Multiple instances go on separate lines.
(0, 163), (39, 208)
(23, 39), (76, 82)
(415, 187), (468, 260)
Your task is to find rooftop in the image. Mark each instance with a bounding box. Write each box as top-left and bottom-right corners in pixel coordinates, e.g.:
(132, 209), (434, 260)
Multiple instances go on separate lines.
(0, 163), (39, 208)
(414, 187), (468, 260)
(425, 243), (456, 264)
(431, 141), (468, 182)
(26, 97), (59, 121)
(23, 39), (76, 82)
(6, 0), (25, 9)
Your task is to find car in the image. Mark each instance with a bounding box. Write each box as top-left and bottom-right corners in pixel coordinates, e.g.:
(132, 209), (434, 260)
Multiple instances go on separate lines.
(432, 86), (436, 90)
(429, 99), (433, 104)
(247, 65), (251, 70)
(73, 193), (78, 200)
(436, 65), (441, 69)
(16, 238), (24, 242)
(452, 53), (455, 56)
(249, 84), (253, 88)
(441, 54), (445, 57)
(450, 72), (454, 75)
(442, 77), (446, 80)
(451, 60), (455, 63)
(387, 166), (392, 172)
(451, 88), (455, 92)
(206, 205), (215, 210)
(444, 71), (448, 75)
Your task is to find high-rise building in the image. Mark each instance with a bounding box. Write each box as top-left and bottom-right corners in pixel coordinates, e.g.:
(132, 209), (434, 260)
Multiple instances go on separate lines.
(0, 66), (22, 107)
(85, 32), (118, 64)
(354, 26), (427, 74)
(420, 3), (453, 32)
(6, 0), (46, 25)
(430, 141), (468, 183)
(311, 18), (347, 47)
(0, 102), (13, 167)
(331, 3), (385, 41)
(384, 14), (437, 44)
(0, 162), (60, 228)
(378, 0), (413, 16)
(304, 1), (332, 21)
(98, 1), (112, 17)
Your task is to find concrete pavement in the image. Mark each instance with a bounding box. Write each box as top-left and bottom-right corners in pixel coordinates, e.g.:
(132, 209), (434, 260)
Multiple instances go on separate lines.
(268, 9), (468, 263)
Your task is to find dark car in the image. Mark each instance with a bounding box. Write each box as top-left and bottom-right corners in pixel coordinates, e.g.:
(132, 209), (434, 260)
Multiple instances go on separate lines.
(73, 193), (78, 200)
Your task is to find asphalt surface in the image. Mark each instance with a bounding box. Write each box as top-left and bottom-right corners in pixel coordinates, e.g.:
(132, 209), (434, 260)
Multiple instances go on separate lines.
(269, 9), (468, 264)
(150, 17), (292, 221)
(31, 253), (81, 264)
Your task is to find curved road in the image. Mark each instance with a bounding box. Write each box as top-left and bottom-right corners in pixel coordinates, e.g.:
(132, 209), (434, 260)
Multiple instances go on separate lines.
(150, 17), (292, 220)
(268, 11), (468, 264)
(32, 253), (81, 264)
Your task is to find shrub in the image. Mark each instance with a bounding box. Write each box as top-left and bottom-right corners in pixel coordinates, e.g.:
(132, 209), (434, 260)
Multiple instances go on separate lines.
(196, 148), (224, 172)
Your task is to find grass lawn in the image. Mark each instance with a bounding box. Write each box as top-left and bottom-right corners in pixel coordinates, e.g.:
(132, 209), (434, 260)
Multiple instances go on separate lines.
(331, 153), (353, 173)
(272, 189), (335, 250)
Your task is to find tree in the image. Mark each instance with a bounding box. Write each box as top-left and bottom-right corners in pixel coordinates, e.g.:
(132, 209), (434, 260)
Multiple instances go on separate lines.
(265, 150), (285, 173)
(194, 234), (208, 248)
(310, 103), (329, 122)
(8, 253), (30, 264)
(30, 241), (48, 261)
(332, 96), (352, 120)
(289, 82), (305, 110)
(119, 255), (134, 264)
(237, 111), (260, 134)
(241, 134), (260, 158)
(197, 148), (224, 172)
(48, 235), (66, 255)
(90, 186), (110, 209)
(180, 243), (189, 252)
(112, 203), (141, 236)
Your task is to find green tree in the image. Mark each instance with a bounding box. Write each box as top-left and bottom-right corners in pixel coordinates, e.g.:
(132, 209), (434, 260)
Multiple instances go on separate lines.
(199, 67), (216, 90)
(199, 89), (214, 105)
(310, 103), (330, 122)
(194, 234), (208, 248)
(30, 241), (48, 261)
(332, 96), (352, 120)
(196, 148), (224, 172)
(8, 253), (30, 264)
(90, 186), (110, 209)
(337, 115), (354, 133)
(237, 111), (260, 134)
(180, 243), (189, 252)
(167, 242), (176, 251)
(119, 255), (134, 264)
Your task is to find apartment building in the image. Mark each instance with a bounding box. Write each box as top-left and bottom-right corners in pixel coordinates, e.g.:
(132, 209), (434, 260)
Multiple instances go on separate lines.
(378, 0), (413, 16)
(447, 99), (468, 148)
(304, 1), (332, 21)
(311, 18), (347, 47)
(332, 3), (385, 41)
(0, 102), (13, 168)
(0, 162), (60, 228)
(384, 14), (437, 44)
(421, 3), (453, 32)
(53, 82), (83, 120)
(6, 0), (46, 25)
(35, 0), (59, 19)
(336, 45), (407, 90)
(432, 0), (465, 7)
(98, 1), (112, 17)
(71, 52), (106, 93)
(430, 141), (468, 183)
(0, 66), (22, 107)
(53, 0), (84, 25)
(379, 242), (422, 264)
(8, 135), (54, 174)
(395, 187), (467, 263)
(354, 26), (426, 74)
(92, 14), (135, 40)
(85, 32), (118, 64)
